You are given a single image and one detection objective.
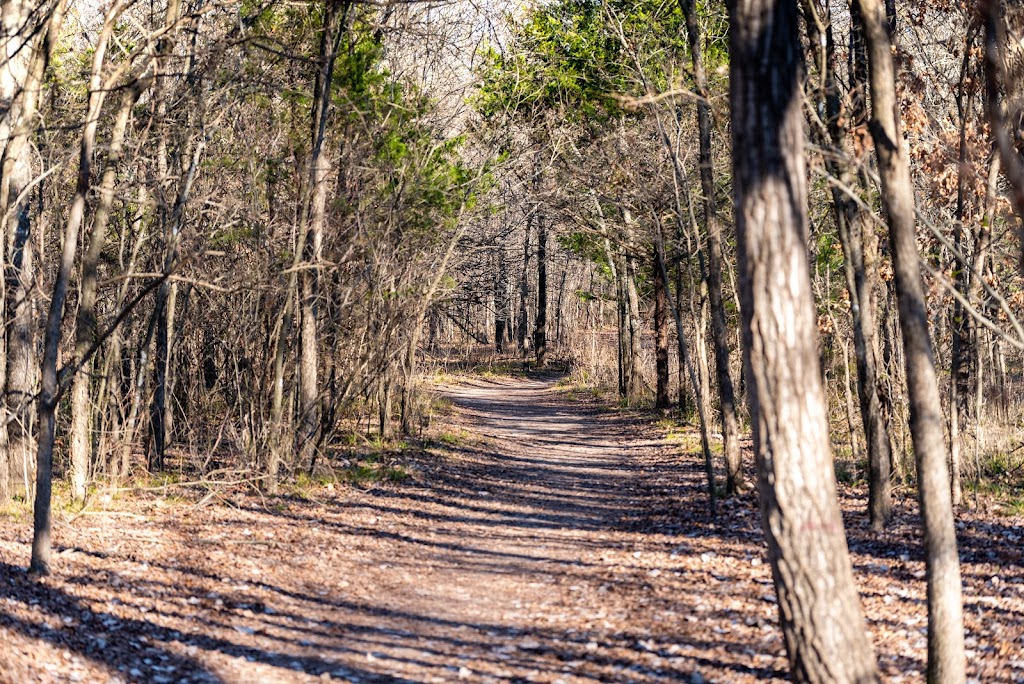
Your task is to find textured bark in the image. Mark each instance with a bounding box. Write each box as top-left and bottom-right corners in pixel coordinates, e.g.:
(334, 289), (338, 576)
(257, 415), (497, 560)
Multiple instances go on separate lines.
(729, 0), (880, 678)
(297, 0), (347, 467)
(298, 154), (328, 466)
(0, 0), (52, 499)
(654, 233), (716, 519)
(150, 141), (203, 471)
(804, 0), (893, 529)
(679, 0), (743, 493)
(624, 255), (642, 399)
(495, 241), (509, 353)
(854, 0), (967, 678)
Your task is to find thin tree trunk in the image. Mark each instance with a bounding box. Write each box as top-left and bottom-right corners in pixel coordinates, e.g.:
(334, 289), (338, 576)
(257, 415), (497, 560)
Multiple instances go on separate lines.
(653, 243), (670, 408)
(69, 83), (143, 502)
(854, 0), (966, 677)
(624, 254), (642, 399)
(495, 241), (508, 353)
(654, 229), (716, 519)
(30, 0), (106, 574)
(534, 199), (548, 367)
(804, 0), (893, 528)
(729, 0), (880, 677)
(679, 0), (743, 493)
(0, 0), (67, 500)
(517, 218), (532, 355)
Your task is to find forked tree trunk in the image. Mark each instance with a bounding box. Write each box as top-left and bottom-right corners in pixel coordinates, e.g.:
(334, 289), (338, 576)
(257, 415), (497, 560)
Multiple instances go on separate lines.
(854, 0), (966, 679)
(729, 0), (880, 678)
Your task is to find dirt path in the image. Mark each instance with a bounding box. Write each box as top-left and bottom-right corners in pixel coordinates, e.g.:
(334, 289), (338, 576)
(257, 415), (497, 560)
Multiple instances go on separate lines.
(0, 376), (1021, 683)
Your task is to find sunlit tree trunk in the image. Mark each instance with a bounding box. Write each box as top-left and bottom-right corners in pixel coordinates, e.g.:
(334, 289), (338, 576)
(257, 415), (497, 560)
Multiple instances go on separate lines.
(854, 0), (966, 677)
(729, 0), (880, 677)
(679, 0), (743, 493)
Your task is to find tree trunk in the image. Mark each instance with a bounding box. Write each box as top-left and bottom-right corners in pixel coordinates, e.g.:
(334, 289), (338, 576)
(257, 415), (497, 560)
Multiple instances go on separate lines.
(624, 254), (642, 399)
(495, 241), (508, 353)
(534, 200), (548, 367)
(69, 84), (142, 502)
(517, 218), (532, 355)
(30, 0), (100, 574)
(653, 243), (670, 409)
(729, 0), (880, 677)
(0, 0), (59, 500)
(854, 0), (967, 678)
(679, 0), (743, 493)
(804, 0), (893, 529)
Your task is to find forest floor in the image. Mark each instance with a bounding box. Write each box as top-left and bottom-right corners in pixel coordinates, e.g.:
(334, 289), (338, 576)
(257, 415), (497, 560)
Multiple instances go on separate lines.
(0, 374), (1023, 683)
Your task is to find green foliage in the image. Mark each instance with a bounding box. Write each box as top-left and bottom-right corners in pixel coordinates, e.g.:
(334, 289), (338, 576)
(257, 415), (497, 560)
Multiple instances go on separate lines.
(474, 0), (690, 122)
(559, 231), (613, 278)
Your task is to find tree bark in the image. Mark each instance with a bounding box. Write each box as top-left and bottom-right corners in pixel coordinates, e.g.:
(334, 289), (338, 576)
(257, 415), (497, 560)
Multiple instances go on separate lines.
(804, 0), (893, 529)
(729, 0), (880, 677)
(69, 83), (143, 502)
(679, 0), (743, 493)
(30, 0), (100, 574)
(517, 218), (532, 355)
(653, 243), (670, 408)
(854, 0), (966, 678)
(655, 231), (717, 519)
(534, 198), (548, 367)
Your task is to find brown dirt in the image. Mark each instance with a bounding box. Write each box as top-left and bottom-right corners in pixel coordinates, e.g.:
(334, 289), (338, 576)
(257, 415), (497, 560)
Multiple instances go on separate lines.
(0, 376), (1021, 683)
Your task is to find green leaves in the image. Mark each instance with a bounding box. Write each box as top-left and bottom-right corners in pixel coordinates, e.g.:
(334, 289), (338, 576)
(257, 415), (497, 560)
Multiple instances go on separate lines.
(475, 0), (693, 123)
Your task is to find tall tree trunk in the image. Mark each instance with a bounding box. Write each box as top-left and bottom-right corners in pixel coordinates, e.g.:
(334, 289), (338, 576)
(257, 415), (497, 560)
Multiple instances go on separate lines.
(149, 141), (203, 471)
(653, 243), (670, 409)
(534, 199), (548, 367)
(69, 83), (143, 502)
(30, 0), (101, 574)
(729, 0), (880, 677)
(624, 254), (642, 399)
(804, 0), (893, 529)
(297, 0), (347, 467)
(679, 0), (743, 493)
(655, 230), (717, 518)
(0, 0), (64, 500)
(517, 218), (532, 355)
(948, 25), (978, 509)
(854, 0), (966, 678)
(495, 241), (508, 353)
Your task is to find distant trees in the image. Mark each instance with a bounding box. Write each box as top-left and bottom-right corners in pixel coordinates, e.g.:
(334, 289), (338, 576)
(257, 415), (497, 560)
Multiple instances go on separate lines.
(0, 0), (491, 572)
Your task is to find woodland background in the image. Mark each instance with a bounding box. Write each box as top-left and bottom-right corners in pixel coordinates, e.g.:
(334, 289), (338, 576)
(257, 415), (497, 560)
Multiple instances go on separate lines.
(0, 0), (1022, 679)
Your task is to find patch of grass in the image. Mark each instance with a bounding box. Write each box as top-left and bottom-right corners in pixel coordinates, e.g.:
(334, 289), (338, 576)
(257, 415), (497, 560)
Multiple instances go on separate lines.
(430, 396), (454, 416)
(138, 472), (183, 489)
(294, 471), (338, 489)
(435, 429), (468, 446)
(997, 495), (1024, 517)
(340, 462), (411, 486)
